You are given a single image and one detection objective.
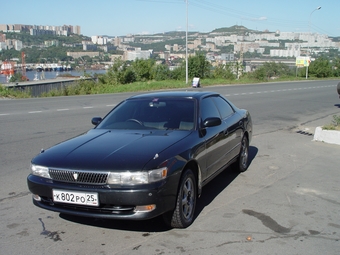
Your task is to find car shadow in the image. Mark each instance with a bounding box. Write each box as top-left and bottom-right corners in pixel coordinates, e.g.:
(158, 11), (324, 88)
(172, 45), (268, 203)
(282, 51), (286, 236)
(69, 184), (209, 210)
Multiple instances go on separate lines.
(193, 145), (258, 219)
(60, 212), (171, 232)
(60, 146), (258, 232)
(334, 104), (340, 108)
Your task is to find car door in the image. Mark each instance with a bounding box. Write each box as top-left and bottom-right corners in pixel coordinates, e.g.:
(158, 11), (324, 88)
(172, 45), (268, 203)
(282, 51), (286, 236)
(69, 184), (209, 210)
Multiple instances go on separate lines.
(200, 96), (229, 180)
(213, 96), (243, 164)
(212, 96), (243, 166)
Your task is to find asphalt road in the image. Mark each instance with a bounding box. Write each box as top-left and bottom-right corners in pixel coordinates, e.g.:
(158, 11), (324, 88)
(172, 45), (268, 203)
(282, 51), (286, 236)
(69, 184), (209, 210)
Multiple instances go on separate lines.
(0, 80), (340, 255)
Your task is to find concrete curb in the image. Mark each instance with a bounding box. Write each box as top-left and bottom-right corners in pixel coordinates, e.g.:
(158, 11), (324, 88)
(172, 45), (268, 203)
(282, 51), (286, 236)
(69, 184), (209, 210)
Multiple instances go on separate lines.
(313, 127), (340, 145)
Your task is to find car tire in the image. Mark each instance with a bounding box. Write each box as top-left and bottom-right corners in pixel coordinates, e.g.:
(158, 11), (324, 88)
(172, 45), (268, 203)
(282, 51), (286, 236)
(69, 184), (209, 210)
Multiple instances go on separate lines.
(237, 135), (249, 172)
(163, 169), (197, 228)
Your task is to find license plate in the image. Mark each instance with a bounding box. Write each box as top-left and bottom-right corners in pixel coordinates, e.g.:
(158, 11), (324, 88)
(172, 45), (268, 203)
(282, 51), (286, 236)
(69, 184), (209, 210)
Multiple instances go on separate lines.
(52, 189), (99, 207)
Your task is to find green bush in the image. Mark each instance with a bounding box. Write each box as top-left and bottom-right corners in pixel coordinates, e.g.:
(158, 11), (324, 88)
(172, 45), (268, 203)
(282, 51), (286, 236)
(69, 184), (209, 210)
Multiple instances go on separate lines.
(0, 85), (30, 98)
(212, 64), (235, 80)
(152, 64), (171, 81)
(308, 57), (332, 78)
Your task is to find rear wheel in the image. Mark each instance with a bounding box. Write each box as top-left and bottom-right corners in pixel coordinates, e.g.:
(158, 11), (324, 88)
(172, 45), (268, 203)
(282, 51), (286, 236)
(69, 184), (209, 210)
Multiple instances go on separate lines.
(237, 136), (249, 172)
(163, 169), (197, 228)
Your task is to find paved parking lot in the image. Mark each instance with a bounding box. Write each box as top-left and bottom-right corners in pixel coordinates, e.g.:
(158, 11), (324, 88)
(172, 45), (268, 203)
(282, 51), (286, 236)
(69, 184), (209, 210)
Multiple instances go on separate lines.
(0, 81), (339, 254)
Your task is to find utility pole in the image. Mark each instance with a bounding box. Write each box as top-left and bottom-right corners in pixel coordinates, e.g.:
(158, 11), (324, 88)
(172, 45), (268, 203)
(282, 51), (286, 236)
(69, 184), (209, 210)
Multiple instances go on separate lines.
(238, 43), (243, 80)
(306, 6), (321, 79)
(185, 0), (188, 85)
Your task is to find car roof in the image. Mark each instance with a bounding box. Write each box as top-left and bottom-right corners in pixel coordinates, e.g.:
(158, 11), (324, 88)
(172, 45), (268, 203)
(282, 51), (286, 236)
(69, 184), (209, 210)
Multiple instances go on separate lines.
(129, 90), (219, 100)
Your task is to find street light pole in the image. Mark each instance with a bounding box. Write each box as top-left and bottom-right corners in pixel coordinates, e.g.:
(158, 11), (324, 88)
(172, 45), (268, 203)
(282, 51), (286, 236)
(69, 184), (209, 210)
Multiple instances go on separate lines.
(185, 0), (188, 84)
(306, 6), (321, 79)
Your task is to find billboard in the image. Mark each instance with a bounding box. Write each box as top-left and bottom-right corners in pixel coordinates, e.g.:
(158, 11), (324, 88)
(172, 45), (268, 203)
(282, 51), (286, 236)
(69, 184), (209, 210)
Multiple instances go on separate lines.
(296, 56), (311, 67)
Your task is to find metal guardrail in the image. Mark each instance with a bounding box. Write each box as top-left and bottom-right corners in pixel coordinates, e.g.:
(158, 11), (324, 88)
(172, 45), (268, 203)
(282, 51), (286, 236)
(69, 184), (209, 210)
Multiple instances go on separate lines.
(4, 77), (93, 97)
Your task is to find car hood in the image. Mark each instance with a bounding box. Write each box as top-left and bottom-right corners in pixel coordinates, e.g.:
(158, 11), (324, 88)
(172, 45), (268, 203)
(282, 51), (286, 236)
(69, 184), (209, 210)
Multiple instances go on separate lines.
(32, 129), (191, 170)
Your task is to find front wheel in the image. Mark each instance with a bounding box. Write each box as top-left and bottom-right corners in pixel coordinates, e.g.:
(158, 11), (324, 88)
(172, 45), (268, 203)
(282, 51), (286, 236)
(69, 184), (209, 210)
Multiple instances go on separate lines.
(237, 135), (249, 172)
(163, 169), (197, 228)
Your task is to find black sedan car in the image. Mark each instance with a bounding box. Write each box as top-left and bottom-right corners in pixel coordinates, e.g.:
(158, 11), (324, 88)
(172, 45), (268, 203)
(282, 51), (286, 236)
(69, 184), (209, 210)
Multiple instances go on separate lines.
(27, 91), (252, 228)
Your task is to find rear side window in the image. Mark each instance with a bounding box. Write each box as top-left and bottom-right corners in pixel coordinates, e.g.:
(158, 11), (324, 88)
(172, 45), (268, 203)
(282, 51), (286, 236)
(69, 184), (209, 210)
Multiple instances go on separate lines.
(200, 97), (220, 121)
(212, 96), (234, 119)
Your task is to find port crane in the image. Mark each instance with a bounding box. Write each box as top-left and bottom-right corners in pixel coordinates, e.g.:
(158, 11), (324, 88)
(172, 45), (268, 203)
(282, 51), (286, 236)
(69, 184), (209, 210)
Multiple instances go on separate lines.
(21, 52), (28, 81)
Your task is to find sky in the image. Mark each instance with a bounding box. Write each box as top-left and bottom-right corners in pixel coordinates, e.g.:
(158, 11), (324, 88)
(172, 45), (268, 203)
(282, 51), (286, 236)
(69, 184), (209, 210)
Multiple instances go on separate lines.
(2, 0), (339, 37)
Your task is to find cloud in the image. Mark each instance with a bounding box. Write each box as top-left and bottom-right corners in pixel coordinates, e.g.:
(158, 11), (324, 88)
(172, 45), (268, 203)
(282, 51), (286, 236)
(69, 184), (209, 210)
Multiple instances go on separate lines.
(241, 16), (268, 21)
(251, 16), (267, 21)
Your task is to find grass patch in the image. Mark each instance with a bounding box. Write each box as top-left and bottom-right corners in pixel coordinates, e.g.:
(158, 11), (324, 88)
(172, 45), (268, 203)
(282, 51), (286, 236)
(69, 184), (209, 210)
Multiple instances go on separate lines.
(0, 76), (337, 99)
(0, 85), (31, 99)
(323, 115), (340, 131)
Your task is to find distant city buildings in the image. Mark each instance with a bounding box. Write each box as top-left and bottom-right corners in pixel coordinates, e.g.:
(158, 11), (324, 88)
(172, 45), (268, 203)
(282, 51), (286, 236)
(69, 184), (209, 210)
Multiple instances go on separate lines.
(1, 22), (340, 67)
(205, 30), (340, 58)
(124, 48), (152, 61)
(0, 23), (81, 52)
(0, 24), (81, 36)
(44, 40), (59, 47)
(67, 52), (100, 58)
(91, 36), (108, 45)
(0, 32), (23, 51)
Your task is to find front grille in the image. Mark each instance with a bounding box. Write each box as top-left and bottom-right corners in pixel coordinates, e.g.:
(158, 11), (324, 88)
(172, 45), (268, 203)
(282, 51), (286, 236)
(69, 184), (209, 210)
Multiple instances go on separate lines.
(49, 169), (109, 185)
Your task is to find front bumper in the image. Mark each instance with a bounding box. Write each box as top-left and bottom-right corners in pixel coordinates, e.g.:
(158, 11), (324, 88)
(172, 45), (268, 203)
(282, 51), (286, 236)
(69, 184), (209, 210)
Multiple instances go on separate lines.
(27, 174), (177, 220)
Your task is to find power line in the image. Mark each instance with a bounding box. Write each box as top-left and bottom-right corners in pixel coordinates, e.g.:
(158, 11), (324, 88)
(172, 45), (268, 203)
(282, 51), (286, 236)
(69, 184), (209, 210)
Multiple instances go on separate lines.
(190, 0), (334, 36)
(125, 0), (335, 36)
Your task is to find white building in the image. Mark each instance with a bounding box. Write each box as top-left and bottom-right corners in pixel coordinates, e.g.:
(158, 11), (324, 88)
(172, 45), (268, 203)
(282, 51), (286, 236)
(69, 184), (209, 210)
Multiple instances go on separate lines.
(270, 48), (300, 58)
(91, 36), (108, 45)
(124, 50), (151, 61)
(14, 40), (23, 51)
(0, 41), (6, 51)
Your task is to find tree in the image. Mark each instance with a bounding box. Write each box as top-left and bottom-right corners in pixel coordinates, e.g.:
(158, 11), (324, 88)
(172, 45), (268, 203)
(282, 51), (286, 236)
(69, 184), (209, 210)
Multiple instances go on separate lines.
(105, 57), (137, 85)
(308, 57), (332, 78)
(131, 58), (155, 81)
(152, 64), (171, 81)
(247, 66), (267, 81)
(170, 64), (185, 80)
(332, 57), (340, 77)
(233, 61), (244, 79)
(0, 48), (20, 61)
(105, 58), (125, 85)
(9, 72), (24, 82)
(261, 62), (292, 78)
(186, 53), (211, 79)
(212, 63), (235, 80)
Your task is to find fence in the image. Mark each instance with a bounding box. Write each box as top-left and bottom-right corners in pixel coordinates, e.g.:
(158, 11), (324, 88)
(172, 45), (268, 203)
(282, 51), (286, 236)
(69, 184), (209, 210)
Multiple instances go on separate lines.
(4, 77), (93, 97)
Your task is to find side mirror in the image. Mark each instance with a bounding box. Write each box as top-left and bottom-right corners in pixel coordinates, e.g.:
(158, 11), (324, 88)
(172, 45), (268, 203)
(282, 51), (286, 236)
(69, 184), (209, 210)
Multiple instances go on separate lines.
(91, 117), (102, 126)
(203, 117), (222, 127)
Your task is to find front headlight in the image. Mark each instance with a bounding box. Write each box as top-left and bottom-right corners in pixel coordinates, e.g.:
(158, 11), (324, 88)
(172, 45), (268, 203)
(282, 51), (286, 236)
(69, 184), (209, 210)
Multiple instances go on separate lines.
(107, 167), (167, 185)
(31, 164), (51, 179)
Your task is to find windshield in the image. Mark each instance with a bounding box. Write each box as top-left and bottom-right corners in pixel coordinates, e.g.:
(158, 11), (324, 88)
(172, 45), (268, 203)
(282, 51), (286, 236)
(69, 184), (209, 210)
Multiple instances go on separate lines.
(97, 97), (195, 130)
